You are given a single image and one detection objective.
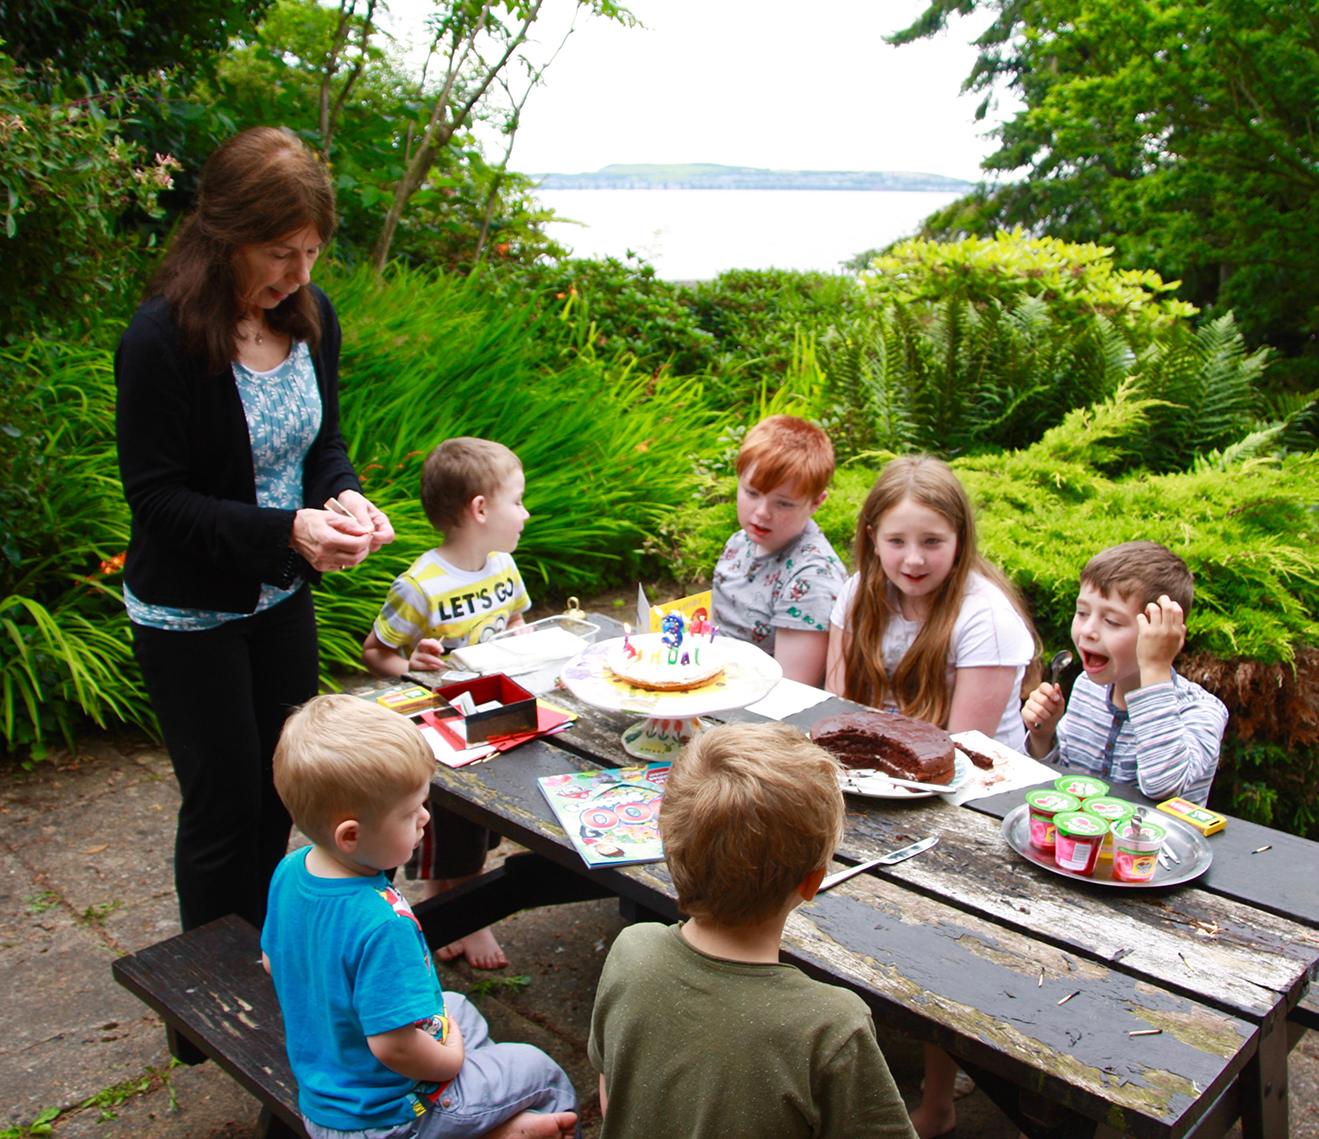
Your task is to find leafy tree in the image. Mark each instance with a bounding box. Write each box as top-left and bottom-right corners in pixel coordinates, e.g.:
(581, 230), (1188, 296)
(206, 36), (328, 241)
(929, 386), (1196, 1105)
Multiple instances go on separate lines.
(0, 0), (271, 80)
(0, 55), (180, 337)
(369, 0), (633, 269)
(890, 0), (1319, 390)
(207, 0), (569, 271)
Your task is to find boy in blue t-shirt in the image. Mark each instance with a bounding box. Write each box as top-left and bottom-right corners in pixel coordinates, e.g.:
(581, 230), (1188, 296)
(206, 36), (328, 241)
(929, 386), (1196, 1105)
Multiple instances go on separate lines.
(262, 695), (577, 1139)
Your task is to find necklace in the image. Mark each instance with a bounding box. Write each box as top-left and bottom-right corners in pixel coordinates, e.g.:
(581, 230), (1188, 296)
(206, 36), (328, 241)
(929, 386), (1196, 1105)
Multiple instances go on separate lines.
(242, 314), (266, 345)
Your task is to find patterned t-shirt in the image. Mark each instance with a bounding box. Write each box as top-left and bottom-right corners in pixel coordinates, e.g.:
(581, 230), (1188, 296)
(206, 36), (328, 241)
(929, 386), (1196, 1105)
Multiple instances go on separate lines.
(372, 548), (530, 654)
(124, 341), (322, 630)
(712, 519), (847, 654)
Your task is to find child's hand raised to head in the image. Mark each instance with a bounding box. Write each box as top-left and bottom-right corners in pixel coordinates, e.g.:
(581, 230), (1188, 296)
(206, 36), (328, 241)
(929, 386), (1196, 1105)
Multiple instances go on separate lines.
(1022, 681), (1066, 756)
(1136, 594), (1185, 686)
(407, 638), (447, 672)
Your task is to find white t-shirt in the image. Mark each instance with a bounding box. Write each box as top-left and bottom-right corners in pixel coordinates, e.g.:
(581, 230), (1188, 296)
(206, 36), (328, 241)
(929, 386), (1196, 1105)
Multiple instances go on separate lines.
(830, 571), (1034, 750)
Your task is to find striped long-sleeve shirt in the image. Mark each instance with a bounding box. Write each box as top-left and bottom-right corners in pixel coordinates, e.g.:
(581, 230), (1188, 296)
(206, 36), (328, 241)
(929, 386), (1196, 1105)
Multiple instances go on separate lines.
(1048, 671), (1229, 806)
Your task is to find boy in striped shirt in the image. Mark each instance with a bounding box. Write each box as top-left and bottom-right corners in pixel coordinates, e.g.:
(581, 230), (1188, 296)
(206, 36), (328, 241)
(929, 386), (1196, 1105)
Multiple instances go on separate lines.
(1022, 541), (1228, 806)
(362, 437), (531, 968)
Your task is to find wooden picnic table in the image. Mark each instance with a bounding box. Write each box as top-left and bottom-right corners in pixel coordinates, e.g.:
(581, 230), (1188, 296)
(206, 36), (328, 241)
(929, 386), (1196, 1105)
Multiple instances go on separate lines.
(409, 614), (1319, 1139)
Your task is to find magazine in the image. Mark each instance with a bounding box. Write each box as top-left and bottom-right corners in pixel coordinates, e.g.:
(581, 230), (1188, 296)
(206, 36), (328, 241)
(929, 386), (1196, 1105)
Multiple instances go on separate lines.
(538, 764), (671, 868)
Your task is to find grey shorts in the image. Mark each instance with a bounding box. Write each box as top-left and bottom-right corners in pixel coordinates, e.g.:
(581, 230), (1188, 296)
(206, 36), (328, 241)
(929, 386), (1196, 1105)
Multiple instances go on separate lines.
(304, 993), (577, 1139)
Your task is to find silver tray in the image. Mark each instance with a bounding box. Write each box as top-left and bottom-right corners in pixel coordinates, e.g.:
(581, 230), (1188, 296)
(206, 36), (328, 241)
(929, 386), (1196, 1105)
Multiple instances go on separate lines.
(1001, 803), (1212, 888)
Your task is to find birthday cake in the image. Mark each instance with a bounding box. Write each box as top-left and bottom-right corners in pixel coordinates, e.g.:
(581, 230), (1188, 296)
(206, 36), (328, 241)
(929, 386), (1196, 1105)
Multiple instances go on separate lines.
(810, 711), (956, 785)
(609, 631), (727, 692)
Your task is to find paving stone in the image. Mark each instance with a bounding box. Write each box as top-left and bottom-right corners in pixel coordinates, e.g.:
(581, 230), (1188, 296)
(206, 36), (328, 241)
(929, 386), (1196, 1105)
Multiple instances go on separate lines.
(49, 1060), (259, 1139)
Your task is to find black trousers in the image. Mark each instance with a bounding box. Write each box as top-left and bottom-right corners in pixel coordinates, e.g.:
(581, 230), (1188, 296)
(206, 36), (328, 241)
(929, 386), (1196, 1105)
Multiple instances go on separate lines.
(132, 586), (319, 931)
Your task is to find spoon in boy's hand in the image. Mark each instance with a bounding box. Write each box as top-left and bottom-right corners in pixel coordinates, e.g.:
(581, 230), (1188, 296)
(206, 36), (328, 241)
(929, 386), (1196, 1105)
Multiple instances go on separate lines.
(1033, 649), (1074, 730)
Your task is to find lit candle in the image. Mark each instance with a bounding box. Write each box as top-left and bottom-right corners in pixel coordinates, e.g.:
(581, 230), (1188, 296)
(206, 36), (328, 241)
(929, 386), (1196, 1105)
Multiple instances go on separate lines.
(623, 622), (632, 653)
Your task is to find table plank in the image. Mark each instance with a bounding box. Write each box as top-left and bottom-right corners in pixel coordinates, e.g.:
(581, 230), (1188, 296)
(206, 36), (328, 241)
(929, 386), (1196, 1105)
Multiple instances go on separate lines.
(791, 872), (1257, 1139)
(770, 692), (1319, 931)
(429, 738), (1263, 1139)
(969, 781), (1319, 927)
(831, 797), (1318, 1024)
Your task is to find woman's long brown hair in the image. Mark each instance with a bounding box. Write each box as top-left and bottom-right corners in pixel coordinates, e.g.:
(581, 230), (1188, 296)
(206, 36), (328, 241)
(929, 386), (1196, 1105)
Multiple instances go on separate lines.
(842, 455), (1035, 726)
(147, 127), (337, 375)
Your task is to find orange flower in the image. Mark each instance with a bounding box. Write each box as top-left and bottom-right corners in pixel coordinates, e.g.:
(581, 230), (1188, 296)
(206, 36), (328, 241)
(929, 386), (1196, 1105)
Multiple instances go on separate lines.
(98, 552), (127, 576)
(495, 242), (510, 256)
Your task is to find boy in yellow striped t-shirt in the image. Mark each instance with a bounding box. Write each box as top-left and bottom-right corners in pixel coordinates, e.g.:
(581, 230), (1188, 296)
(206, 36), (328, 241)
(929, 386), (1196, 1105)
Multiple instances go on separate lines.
(361, 437), (531, 969)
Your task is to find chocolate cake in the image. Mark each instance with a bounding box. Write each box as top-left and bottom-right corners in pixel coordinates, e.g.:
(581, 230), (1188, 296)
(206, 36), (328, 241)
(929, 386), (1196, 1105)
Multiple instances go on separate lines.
(954, 741), (997, 770)
(810, 712), (956, 785)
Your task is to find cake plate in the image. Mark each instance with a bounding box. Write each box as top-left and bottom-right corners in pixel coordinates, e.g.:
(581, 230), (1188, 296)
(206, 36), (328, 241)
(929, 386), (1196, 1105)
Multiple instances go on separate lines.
(560, 637), (783, 759)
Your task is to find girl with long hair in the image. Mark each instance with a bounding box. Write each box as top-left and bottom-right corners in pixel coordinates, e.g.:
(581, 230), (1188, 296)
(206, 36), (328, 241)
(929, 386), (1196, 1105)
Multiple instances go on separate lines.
(824, 455), (1036, 1138)
(825, 454), (1036, 748)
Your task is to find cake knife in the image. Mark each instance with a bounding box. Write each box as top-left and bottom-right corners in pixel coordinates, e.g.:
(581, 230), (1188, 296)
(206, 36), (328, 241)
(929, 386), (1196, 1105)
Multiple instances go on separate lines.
(818, 836), (940, 891)
(844, 770), (959, 794)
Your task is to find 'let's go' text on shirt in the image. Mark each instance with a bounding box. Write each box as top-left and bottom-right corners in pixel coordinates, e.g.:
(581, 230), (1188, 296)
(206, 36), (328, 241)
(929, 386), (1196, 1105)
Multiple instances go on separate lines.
(372, 548), (530, 652)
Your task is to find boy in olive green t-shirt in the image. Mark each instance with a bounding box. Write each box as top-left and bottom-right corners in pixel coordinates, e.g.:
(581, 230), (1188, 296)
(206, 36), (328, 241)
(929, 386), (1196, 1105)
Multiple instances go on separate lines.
(588, 722), (917, 1139)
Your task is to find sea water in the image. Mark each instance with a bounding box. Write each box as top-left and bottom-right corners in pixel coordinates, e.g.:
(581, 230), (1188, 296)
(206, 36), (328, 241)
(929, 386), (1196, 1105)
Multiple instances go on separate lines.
(533, 188), (964, 281)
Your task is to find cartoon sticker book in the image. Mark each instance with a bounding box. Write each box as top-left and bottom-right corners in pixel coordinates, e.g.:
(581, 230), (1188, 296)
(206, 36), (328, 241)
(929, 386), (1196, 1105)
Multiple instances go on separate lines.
(538, 764), (670, 868)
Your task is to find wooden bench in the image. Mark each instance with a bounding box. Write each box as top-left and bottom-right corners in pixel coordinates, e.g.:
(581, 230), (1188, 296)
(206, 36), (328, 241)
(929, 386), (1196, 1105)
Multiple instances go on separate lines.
(112, 914), (306, 1139)
(112, 852), (620, 1134)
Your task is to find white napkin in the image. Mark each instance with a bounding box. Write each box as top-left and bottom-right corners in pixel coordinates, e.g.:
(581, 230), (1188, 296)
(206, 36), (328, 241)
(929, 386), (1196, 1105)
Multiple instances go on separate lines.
(944, 730), (1057, 805)
(744, 678), (833, 721)
(449, 627), (592, 677)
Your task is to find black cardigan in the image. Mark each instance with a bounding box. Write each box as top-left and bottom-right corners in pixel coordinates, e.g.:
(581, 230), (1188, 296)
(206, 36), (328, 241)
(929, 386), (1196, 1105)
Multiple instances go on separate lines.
(115, 285), (362, 614)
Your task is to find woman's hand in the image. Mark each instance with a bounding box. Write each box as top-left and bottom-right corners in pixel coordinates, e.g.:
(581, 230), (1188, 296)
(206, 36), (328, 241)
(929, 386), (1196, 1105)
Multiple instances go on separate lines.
(334, 489), (395, 552)
(290, 508), (372, 572)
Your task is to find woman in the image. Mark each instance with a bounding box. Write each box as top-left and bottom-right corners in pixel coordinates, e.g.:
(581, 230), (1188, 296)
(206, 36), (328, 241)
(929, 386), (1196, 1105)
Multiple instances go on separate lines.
(115, 127), (394, 931)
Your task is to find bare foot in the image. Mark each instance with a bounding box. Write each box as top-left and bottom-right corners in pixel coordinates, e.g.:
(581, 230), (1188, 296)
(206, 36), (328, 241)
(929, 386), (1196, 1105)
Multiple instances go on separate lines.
(437, 926), (508, 969)
(481, 1110), (578, 1139)
(909, 1103), (956, 1139)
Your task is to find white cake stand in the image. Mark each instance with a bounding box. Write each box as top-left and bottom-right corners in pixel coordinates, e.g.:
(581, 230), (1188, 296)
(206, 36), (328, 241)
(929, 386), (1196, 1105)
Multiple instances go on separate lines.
(560, 637), (783, 759)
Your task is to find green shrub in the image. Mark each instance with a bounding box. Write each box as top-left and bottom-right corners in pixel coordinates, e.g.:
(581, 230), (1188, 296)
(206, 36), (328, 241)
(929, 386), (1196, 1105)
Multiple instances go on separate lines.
(0, 338), (150, 758)
(0, 57), (177, 341)
(860, 229), (1198, 335)
(686, 269), (866, 402)
(481, 254), (717, 375)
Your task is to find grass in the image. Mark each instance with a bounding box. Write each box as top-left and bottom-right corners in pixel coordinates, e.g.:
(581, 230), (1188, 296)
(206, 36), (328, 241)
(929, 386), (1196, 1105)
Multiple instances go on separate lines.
(466, 974), (533, 1000)
(23, 891), (58, 914)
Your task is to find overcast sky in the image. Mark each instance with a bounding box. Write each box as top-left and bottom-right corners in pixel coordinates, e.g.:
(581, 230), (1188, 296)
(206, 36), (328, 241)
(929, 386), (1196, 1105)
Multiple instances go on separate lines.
(379, 0), (1018, 184)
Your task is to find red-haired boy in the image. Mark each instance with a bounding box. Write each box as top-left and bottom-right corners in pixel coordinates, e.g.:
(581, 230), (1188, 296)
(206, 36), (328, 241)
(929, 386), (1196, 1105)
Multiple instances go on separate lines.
(712, 415), (846, 686)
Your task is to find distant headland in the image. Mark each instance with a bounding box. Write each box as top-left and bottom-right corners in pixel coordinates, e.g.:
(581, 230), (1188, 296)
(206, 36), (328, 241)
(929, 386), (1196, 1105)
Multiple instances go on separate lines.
(533, 163), (973, 192)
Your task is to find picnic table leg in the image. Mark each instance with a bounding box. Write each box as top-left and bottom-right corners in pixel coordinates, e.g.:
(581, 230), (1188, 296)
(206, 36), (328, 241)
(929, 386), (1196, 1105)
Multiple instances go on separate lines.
(412, 850), (614, 952)
(959, 1060), (1098, 1139)
(255, 1104), (305, 1139)
(1238, 1009), (1290, 1139)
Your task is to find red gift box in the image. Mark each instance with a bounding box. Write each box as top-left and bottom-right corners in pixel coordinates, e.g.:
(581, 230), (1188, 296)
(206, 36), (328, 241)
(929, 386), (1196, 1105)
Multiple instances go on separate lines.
(433, 674), (538, 744)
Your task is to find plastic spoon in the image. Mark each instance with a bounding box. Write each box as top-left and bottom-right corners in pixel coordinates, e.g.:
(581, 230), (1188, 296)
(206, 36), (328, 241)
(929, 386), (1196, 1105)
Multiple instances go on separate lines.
(1033, 649), (1075, 730)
